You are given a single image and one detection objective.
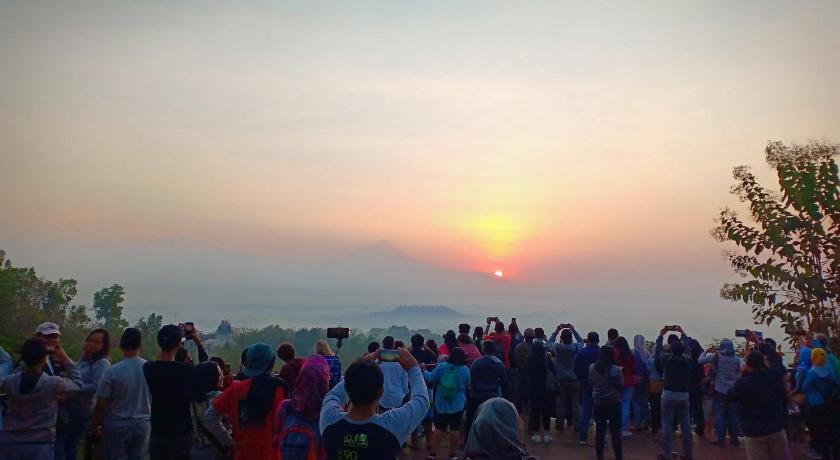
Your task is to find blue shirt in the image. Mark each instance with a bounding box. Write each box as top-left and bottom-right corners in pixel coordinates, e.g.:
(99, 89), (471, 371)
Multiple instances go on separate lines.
(424, 362), (470, 414)
(379, 361), (408, 409)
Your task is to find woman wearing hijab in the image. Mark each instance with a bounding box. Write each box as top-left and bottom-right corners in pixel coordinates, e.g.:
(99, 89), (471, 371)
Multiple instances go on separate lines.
(461, 398), (535, 460)
(275, 355), (330, 460)
(523, 341), (556, 444)
(631, 335), (650, 431)
(803, 348), (840, 459)
(204, 342), (289, 460)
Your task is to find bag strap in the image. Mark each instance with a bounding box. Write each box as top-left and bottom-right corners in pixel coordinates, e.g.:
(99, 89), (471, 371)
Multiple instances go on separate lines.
(192, 401), (230, 454)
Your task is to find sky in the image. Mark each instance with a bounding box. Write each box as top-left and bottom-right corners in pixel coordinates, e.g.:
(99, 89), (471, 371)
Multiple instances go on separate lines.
(2, 1), (839, 340)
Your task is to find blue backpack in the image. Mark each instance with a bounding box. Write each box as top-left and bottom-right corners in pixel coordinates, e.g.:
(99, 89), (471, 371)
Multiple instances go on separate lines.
(276, 401), (322, 460)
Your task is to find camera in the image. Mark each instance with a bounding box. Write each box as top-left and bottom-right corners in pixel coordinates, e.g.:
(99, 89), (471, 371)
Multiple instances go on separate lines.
(327, 327), (350, 340)
(735, 329), (763, 339)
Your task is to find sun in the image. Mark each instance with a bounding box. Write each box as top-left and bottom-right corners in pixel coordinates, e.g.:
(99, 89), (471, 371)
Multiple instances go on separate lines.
(494, 270), (504, 278)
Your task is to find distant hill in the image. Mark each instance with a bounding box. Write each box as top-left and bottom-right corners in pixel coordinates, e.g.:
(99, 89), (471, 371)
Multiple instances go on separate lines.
(386, 305), (461, 316)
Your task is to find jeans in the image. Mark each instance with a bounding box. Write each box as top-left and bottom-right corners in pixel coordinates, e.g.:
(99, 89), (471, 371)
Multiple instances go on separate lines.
(743, 430), (793, 460)
(713, 391), (739, 444)
(579, 385), (594, 442)
(631, 384), (649, 427)
(103, 419), (151, 460)
(593, 403), (622, 460)
(62, 415), (89, 460)
(555, 381), (580, 428)
(149, 431), (191, 460)
(1, 443), (55, 460)
(619, 386), (633, 432)
(661, 397), (692, 460)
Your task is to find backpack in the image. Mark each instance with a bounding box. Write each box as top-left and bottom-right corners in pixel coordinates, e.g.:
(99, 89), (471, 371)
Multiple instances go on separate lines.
(275, 401), (322, 460)
(439, 363), (460, 400)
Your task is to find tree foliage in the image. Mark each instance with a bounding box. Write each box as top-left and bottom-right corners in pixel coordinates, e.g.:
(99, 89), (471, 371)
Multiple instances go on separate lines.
(712, 141), (840, 341)
(93, 284), (129, 334)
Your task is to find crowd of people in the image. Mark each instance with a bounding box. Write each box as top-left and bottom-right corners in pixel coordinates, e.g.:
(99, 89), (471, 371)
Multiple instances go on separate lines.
(0, 317), (838, 460)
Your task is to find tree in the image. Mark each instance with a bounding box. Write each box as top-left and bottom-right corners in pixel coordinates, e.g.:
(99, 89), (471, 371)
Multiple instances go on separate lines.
(712, 141), (840, 344)
(93, 284), (129, 333)
(135, 312), (164, 358)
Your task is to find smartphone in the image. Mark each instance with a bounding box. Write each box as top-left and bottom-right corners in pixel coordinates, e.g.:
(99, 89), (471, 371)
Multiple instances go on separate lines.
(380, 349), (400, 362)
(735, 329), (763, 339)
(327, 327), (350, 339)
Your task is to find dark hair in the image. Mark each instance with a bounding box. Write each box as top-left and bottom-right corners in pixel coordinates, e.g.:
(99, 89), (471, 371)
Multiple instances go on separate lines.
(425, 339), (439, 356)
(587, 331), (600, 344)
(382, 336), (395, 350)
(458, 323), (471, 335)
(443, 330), (457, 350)
(482, 340), (496, 355)
(244, 355), (280, 421)
(344, 359), (384, 405)
(21, 338), (47, 367)
(449, 347), (468, 366)
(560, 329), (573, 344)
(86, 328), (111, 362)
(669, 340), (684, 356)
(534, 327), (545, 339)
(394, 340), (405, 349)
(666, 334), (680, 345)
(494, 322), (505, 334)
(192, 361), (222, 401)
(594, 345), (615, 375)
(119, 328), (142, 351)
(473, 326), (484, 339)
(240, 348), (249, 366)
(367, 342), (381, 354)
(276, 342), (296, 362)
(607, 328), (619, 341)
(410, 334), (424, 349)
(614, 337), (632, 363)
(508, 322), (520, 336)
(746, 350), (767, 370)
(209, 356), (228, 372)
(457, 334), (473, 345)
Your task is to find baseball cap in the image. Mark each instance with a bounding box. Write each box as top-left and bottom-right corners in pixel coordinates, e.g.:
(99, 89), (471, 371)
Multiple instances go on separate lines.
(35, 322), (61, 336)
(243, 342), (274, 377)
(157, 324), (183, 350)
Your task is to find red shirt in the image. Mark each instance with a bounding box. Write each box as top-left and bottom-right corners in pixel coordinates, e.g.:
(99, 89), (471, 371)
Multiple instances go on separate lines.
(484, 333), (512, 368)
(614, 349), (636, 388)
(212, 377), (288, 460)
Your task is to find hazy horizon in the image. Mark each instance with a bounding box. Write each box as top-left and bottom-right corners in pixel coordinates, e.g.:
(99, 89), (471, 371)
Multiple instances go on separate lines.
(3, 1), (840, 344)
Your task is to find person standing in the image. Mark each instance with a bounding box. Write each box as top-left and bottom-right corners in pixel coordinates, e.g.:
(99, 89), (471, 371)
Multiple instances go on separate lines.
(613, 337), (635, 437)
(64, 329), (111, 460)
(189, 361), (227, 460)
(729, 351), (793, 460)
(203, 342), (289, 460)
(550, 325), (583, 431)
(699, 338), (743, 446)
(631, 334), (650, 431)
(315, 340), (342, 389)
(524, 341), (556, 444)
(275, 355), (330, 460)
(378, 336), (409, 412)
(513, 328), (535, 416)
(276, 343), (305, 393)
(0, 338), (83, 460)
(803, 347), (840, 460)
(655, 331), (693, 460)
(589, 345), (623, 460)
(574, 331), (601, 445)
(319, 350), (429, 460)
(464, 341), (507, 446)
(423, 348), (470, 460)
(91, 328), (151, 460)
(143, 324), (201, 459)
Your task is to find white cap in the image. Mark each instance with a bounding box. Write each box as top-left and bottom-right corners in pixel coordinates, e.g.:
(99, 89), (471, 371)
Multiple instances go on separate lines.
(35, 322), (61, 336)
